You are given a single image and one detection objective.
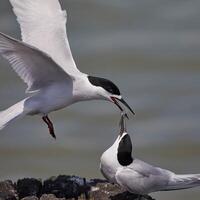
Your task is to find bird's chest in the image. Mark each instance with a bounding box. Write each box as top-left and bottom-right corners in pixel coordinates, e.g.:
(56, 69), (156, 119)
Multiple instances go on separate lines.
(37, 83), (74, 113)
(100, 152), (119, 183)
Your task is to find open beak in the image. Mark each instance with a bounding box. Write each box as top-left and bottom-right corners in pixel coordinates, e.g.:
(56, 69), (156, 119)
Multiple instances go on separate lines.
(111, 97), (135, 116)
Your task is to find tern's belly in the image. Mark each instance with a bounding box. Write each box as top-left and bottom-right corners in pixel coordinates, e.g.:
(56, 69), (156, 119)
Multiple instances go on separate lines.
(26, 84), (74, 115)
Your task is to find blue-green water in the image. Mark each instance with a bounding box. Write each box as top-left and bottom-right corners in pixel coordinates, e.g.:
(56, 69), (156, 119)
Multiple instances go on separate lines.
(0, 1), (200, 199)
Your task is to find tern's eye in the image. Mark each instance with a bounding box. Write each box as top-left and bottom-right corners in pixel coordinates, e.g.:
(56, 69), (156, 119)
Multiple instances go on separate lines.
(106, 86), (118, 95)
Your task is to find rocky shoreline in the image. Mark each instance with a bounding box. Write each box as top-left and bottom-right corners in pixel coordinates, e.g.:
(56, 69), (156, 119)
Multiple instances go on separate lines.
(0, 175), (154, 200)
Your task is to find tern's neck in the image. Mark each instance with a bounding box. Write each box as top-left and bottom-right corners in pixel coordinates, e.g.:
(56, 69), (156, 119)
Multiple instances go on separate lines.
(73, 75), (107, 101)
(100, 135), (121, 183)
(73, 75), (93, 98)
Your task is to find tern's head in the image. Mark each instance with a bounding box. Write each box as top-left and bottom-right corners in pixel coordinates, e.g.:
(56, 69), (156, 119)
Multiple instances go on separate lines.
(117, 113), (134, 166)
(100, 113), (133, 182)
(88, 76), (135, 115)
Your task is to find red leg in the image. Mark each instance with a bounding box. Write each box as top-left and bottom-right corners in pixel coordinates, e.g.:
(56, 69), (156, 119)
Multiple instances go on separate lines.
(42, 115), (56, 139)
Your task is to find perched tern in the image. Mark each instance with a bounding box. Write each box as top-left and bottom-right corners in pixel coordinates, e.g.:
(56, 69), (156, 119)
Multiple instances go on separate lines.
(0, 0), (134, 139)
(100, 114), (200, 199)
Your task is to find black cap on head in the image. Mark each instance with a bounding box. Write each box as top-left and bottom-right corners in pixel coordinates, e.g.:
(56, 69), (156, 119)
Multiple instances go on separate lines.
(88, 76), (135, 115)
(88, 76), (120, 95)
(117, 134), (133, 166)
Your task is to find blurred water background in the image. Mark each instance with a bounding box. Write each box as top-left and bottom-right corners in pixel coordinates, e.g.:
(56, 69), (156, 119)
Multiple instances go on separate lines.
(0, 1), (200, 199)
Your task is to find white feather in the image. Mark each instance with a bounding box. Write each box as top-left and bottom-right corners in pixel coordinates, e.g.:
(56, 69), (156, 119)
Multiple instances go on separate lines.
(0, 99), (27, 130)
(0, 32), (71, 93)
(163, 174), (200, 191)
(9, 0), (80, 75)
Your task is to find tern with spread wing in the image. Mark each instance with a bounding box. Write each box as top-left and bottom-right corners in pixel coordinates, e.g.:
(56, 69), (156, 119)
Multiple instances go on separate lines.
(0, 0), (134, 139)
(100, 114), (200, 199)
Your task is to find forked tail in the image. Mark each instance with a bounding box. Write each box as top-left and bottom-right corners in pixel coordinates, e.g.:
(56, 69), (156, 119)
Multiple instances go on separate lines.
(0, 98), (28, 130)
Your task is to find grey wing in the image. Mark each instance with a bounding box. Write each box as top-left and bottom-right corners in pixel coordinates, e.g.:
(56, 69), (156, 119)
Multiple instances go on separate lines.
(0, 32), (71, 93)
(130, 159), (172, 177)
(116, 159), (173, 194)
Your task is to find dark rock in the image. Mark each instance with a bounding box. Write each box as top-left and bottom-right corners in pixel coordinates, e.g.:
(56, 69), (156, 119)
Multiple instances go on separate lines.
(42, 175), (89, 199)
(88, 180), (152, 200)
(0, 197), (16, 200)
(0, 176), (155, 200)
(21, 196), (39, 200)
(110, 192), (142, 200)
(17, 178), (42, 199)
(89, 181), (124, 200)
(0, 180), (17, 200)
(40, 194), (65, 200)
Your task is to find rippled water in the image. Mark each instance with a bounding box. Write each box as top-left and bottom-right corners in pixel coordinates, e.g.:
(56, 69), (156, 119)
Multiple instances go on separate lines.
(0, 1), (200, 199)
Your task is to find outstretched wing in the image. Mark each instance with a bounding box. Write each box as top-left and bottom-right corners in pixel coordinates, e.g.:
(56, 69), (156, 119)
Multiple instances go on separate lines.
(9, 0), (80, 75)
(0, 32), (71, 93)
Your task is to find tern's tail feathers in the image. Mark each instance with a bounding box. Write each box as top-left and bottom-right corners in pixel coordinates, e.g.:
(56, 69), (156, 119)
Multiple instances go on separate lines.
(163, 174), (200, 191)
(0, 98), (28, 130)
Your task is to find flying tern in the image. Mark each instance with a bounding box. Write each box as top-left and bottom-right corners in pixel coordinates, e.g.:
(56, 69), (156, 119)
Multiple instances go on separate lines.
(100, 113), (200, 199)
(0, 0), (134, 139)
